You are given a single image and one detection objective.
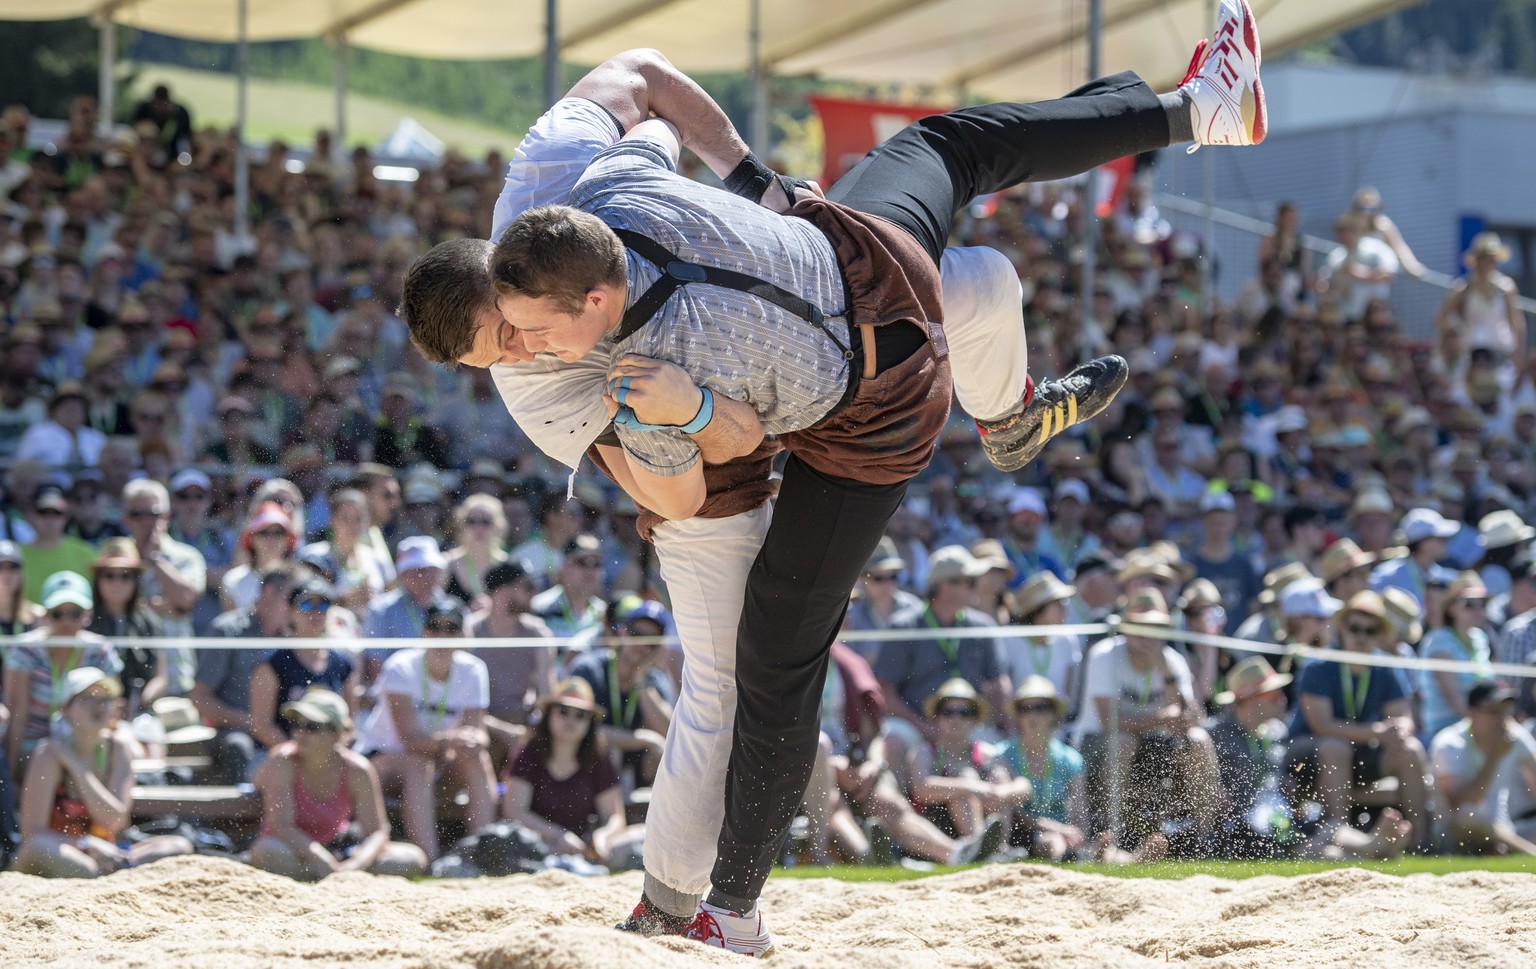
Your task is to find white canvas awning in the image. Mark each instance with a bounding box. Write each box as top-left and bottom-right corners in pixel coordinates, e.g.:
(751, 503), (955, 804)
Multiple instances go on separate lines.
(0, 0), (1422, 100)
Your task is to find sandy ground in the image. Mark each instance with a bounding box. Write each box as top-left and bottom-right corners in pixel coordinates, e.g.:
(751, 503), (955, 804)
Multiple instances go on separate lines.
(1, 857), (1534, 968)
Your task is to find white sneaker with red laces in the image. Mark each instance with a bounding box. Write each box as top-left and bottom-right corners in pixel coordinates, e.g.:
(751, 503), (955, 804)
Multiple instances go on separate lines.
(1180, 0), (1266, 151)
(682, 901), (776, 957)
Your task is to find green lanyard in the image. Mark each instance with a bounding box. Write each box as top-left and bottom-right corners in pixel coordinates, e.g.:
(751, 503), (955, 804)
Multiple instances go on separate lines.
(1451, 629), (1493, 677)
(1135, 669), (1155, 706)
(1340, 665), (1372, 722)
(48, 649), (83, 716)
(1018, 743), (1054, 804)
(1027, 638), (1052, 678)
(1242, 724), (1271, 771)
(922, 606), (961, 676)
(418, 658), (451, 730)
(607, 658), (638, 729)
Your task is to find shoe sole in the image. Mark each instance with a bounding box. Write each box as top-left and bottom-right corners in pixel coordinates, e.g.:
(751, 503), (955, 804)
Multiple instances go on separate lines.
(981, 357), (1128, 472)
(1234, 0), (1267, 144)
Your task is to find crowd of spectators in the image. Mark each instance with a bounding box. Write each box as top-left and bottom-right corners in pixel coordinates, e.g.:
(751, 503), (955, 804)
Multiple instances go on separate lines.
(0, 84), (1532, 880)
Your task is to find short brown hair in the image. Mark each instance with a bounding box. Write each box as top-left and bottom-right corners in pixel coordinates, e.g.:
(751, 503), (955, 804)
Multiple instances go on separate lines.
(398, 237), (495, 364)
(489, 205), (626, 315)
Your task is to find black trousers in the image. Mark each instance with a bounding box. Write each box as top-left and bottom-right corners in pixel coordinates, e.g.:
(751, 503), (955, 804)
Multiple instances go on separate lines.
(709, 71), (1172, 902)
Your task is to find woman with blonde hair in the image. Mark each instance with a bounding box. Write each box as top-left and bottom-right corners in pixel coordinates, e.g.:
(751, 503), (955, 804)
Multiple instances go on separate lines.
(444, 493), (508, 611)
(1438, 232), (1526, 374)
(300, 488), (390, 613)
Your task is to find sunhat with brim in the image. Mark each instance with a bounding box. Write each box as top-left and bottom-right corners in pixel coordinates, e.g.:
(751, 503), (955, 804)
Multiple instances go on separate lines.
(926, 545), (990, 591)
(1257, 562), (1314, 606)
(1343, 589), (1391, 625)
(41, 571), (92, 611)
(93, 537), (142, 571)
(969, 538), (1015, 578)
(1147, 541), (1196, 584)
(864, 536), (906, 574)
(1121, 588), (1173, 627)
(923, 677), (989, 724)
(1320, 538), (1377, 584)
(1177, 578), (1222, 612)
(1011, 674), (1066, 717)
(1445, 571), (1490, 602)
(540, 677), (603, 718)
(62, 667), (122, 706)
(1214, 657), (1293, 705)
(279, 688), (352, 732)
(1012, 571), (1076, 619)
(1380, 586), (1425, 644)
(0, 540), (21, 565)
(1117, 551), (1180, 586)
(151, 696), (219, 744)
(1478, 510), (1536, 551)
(1464, 231), (1510, 267)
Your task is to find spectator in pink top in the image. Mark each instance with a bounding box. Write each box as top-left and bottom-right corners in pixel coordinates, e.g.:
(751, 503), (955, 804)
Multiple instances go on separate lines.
(250, 688), (426, 881)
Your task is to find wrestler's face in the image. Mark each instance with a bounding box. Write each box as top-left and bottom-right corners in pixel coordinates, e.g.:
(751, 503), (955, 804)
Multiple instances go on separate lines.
(496, 289), (616, 363)
(457, 303), (535, 368)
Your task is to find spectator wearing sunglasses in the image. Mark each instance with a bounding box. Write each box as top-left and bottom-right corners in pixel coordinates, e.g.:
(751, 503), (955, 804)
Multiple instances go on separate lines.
(222, 501), (298, 612)
(3, 571), (121, 782)
(996, 676), (1089, 860)
(247, 580), (359, 752)
(85, 538), (166, 715)
(250, 687), (427, 881)
(907, 679), (1013, 853)
(443, 494), (508, 613)
(502, 678), (646, 869)
(16, 381), (106, 471)
(530, 534), (609, 642)
(566, 597), (677, 787)
(843, 537), (920, 663)
(18, 485), (96, 604)
(353, 600), (494, 861)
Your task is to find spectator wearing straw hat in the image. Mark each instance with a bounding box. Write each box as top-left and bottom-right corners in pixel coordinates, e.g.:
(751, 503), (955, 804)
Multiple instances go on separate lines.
(1372, 507), (1460, 612)
(1477, 510), (1535, 602)
(1430, 681), (1536, 856)
(1437, 231), (1525, 372)
(1320, 538), (1376, 605)
(874, 545), (1012, 745)
(1188, 489), (1259, 635)
(1004, 571), (1078, 701)
(969, 537), (1017, 627)
(1206, 656), (1295, 858)
(1347, 488), (1397, 559)
(995, 676), (1088, 860)
(1419, 572), (1494, 740)
(1178, 578), (1229, 706)
(846, 538), (921, 657)
(84, 537), (167, 715)
(908, 678), (1014, 851)
(1288, 589), (1428, 843)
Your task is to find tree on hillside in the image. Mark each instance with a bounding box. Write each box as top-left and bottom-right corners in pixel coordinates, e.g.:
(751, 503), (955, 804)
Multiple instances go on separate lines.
(0, 19), (105, 119)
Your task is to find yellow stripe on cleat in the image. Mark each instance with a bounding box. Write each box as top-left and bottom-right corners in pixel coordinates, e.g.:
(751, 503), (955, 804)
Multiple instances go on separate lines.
(1067, 395), (1078, 427)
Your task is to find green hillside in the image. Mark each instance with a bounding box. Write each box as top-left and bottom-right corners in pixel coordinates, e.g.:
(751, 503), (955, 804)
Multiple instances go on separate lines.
(127, 63), (524, 156)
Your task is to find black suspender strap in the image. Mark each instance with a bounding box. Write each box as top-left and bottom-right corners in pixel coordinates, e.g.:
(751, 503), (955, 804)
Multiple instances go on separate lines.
(610, 228), (850, 360)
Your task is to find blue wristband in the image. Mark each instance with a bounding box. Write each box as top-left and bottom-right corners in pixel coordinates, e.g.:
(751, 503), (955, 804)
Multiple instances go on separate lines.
(679, 386), (714, 435)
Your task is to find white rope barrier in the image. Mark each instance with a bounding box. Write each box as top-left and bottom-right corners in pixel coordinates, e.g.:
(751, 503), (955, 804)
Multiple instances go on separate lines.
(7, 617), (1535, 679)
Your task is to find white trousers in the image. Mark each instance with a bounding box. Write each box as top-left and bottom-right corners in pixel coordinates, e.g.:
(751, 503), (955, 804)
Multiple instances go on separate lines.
(637, 246), (1028, 905)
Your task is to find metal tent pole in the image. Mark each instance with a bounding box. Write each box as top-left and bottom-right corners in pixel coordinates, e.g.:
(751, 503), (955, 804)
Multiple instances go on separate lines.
(234, 0), (250, 244)
(333, 35), (349, 158)
(1078, 0), (1103, 366)
(748, 0), (770, 155)
(544, 0), (560, 111)
(97, 17), (115, 138)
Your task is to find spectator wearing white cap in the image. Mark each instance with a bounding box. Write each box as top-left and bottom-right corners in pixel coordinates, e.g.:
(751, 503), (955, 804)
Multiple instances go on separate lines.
(165, 468), (236, 632)
(1265, 405), (1312, 500)
(1000, 488), (1065, 590)
(1046, 478), (1100, 570)
(360, 535), (456, 683)
(1188, 488), (1260, 635)
(1278, 576), (1342, 651)
(1371, 507), (1460, 612)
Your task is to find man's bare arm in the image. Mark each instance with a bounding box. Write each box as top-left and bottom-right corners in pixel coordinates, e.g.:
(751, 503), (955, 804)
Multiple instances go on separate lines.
(568, 49), (747, 178)
(596, 444), (706, 522)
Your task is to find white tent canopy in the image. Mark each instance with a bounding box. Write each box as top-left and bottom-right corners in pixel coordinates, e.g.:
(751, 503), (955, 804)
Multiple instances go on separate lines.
(1, 0), (1419, 99)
